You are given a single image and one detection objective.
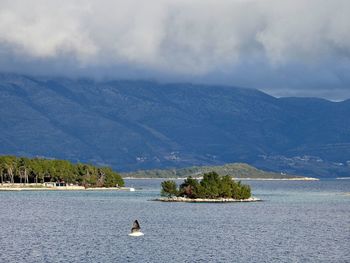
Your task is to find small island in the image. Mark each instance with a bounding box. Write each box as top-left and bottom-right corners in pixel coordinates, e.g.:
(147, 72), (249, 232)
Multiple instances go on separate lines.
(154, 172), (261, 203)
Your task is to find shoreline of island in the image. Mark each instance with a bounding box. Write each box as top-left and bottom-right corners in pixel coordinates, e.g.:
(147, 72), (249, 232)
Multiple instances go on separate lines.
(153, 196), (262, 203)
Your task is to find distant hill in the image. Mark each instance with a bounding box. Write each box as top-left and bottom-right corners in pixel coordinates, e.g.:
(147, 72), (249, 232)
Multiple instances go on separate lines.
(0, 73), (349, 177)
(122, 163), (302, 179)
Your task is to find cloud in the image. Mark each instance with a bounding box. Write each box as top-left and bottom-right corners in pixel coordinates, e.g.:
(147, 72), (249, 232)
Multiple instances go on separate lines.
(0, 0), (349, 99)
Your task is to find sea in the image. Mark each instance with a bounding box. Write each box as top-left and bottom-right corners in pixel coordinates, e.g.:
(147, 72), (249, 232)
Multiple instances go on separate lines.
(0, 179), (349, 263)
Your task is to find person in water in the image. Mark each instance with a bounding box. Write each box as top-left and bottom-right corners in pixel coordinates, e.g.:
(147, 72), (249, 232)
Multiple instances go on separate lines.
(131, 220), (141, 233)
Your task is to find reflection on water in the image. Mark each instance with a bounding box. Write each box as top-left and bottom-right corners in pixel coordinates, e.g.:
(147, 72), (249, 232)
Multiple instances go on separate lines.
(0, 179), (349, 262)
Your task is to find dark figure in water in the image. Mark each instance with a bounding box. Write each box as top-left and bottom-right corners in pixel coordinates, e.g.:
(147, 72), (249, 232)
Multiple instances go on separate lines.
(131, 220), (141, 233)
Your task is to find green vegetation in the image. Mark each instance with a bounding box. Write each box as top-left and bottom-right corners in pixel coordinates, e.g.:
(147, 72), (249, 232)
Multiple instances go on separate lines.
(161, 180), (178, 197)
(0, 155), (124, 187)
(161, 172), (251, 199)
(124, 163), (300, 179)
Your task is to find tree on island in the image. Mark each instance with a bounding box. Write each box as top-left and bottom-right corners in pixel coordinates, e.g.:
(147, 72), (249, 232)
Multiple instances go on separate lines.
(161, 180), (178, 197)
(161, 172), (251, 199)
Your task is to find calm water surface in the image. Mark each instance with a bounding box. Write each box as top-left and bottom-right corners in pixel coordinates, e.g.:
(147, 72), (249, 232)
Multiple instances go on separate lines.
(0, 179), (349, 263)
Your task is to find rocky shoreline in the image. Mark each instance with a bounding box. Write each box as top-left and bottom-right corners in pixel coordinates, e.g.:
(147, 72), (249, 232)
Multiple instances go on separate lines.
(153, 196), (262, 203)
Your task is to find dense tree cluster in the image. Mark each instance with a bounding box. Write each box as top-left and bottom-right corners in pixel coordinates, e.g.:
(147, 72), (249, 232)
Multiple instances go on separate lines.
(161, 172), (251, 199)
(0, 156), (124, 187)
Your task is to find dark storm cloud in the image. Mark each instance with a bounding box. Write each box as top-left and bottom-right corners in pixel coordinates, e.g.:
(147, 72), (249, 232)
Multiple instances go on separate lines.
(0, 0), (349, 99)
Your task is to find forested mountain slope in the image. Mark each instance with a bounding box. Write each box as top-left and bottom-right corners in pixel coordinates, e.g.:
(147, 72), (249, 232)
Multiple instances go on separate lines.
(1, 73), (349, 177)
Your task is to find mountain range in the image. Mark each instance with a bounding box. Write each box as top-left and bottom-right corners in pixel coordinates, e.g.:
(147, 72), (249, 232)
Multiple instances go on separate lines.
(1, 73), (349, 177)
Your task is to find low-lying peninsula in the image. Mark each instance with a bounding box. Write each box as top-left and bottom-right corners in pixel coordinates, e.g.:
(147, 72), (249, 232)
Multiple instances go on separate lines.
(154, 172), (260, 203)
(123, 163), (317, 180)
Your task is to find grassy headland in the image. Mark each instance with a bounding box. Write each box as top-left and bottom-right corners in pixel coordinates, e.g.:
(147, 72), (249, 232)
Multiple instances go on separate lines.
(123, 163), (307, 179)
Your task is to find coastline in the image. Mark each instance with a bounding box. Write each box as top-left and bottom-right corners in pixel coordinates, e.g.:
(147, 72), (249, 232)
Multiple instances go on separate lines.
(232, 177), (319, 181)
(0, 184), (134, 191)
(153, 196), (262, 203)
(124, 177), (319, 181)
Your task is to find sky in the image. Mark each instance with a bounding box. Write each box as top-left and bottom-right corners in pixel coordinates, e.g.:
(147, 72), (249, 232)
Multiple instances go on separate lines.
(0, 0), (349, 100)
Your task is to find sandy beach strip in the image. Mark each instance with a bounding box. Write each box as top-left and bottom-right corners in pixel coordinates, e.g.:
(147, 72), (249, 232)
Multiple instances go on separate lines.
(0, 185), (134, 191)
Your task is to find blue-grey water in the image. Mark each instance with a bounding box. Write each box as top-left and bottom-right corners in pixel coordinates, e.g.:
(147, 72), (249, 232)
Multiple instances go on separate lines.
(0, 179), (349, 263)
